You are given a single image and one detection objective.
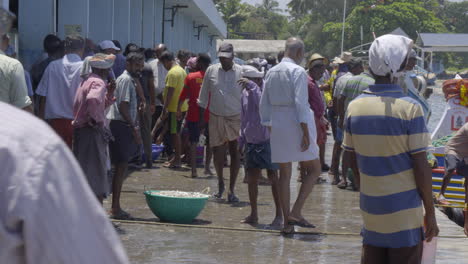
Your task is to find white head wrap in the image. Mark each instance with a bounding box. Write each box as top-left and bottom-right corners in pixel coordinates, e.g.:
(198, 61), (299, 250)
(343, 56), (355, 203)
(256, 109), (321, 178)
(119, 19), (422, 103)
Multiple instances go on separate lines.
(369, 34), (413, 78)
(241, 65), (264, 78)
(81, 53), (116, 78)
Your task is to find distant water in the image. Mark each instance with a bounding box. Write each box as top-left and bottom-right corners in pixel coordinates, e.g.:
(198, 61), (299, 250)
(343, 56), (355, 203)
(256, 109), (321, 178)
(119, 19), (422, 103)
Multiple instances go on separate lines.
(427, 92), (445, 133)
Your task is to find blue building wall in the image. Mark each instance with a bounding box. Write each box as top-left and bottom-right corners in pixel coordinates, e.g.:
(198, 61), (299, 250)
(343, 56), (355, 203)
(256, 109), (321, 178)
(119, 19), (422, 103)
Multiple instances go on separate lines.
(18, 0), (225, 69)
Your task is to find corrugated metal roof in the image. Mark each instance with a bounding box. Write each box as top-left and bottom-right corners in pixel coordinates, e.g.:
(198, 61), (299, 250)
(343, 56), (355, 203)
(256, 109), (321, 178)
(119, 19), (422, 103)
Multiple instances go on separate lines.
(417, 33), (468, 47)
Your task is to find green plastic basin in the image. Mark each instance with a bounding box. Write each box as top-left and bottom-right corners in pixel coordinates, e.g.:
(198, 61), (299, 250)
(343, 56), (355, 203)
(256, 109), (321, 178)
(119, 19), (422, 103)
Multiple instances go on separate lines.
(144, 190), (209, 224)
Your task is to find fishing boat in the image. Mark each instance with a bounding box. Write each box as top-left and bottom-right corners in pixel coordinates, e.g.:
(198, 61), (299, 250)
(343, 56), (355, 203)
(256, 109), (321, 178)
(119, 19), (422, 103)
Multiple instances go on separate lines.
(430, 76), (468, 208)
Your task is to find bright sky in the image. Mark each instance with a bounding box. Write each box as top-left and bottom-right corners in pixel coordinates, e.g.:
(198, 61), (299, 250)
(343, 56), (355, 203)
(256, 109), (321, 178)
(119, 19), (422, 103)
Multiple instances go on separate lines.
(241, 0), (290, 14)
(242, 0), (468, 12)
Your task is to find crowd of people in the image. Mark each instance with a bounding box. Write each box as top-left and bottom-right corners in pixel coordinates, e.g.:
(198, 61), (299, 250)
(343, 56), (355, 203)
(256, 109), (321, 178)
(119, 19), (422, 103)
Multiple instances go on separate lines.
(1, 6), (443, 261)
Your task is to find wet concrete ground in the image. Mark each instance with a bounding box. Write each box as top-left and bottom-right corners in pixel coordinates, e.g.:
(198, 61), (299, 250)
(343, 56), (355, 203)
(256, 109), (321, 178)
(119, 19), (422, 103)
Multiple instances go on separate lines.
(105, 135), (468, 263)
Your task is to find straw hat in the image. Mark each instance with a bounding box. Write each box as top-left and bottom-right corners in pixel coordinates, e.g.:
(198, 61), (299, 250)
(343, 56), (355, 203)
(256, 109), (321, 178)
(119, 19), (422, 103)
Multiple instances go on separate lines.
(307, 53), (329, 68)
(334, 51), (353, 64)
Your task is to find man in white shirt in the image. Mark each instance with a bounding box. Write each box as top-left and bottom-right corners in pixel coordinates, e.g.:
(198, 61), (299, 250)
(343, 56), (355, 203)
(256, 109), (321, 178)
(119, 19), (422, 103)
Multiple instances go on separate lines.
(0, 101), (129, 264)
(198, 43), (243, 202)
(36, 35), (85, 148)
(149, 44), (167, 125)
(260, 38), (321, 234)
(0, 8), (32, 113)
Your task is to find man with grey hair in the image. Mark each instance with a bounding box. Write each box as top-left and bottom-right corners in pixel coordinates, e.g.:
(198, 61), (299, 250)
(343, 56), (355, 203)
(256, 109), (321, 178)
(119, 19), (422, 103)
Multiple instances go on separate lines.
(260, 37), (321, 234)
(0, 8), (32, 113)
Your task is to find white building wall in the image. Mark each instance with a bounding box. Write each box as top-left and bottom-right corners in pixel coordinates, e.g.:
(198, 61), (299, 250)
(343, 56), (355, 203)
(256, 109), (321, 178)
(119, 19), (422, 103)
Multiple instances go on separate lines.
(18, 0), (55, 69)
(113, 0), (131, 46)
(18, 0), (223, 69)
(89, 0), (113, 44)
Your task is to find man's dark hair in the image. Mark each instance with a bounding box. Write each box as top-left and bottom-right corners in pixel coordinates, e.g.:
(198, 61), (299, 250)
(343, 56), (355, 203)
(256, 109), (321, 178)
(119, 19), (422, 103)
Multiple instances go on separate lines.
(64, 35), (84, 52)
(112, 40), (122, 50)
(267, 55), (276, 65)
(43, 34), (61, 54)
(159, 51), (175, 62)
(309, 60), (325, 70)
(197, 53), (211, 67)
(277, 51), (285, 62)
(126, 52), (145, 63)
(124, 43), (139, 56)
(348, 58), (363, 70)
(177, 49), (191, 60)
(144, 48), (156, 60)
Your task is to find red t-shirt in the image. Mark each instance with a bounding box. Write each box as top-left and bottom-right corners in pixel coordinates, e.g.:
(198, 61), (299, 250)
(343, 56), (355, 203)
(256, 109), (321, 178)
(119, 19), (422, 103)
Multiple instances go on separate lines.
(179, 71), (210, 122)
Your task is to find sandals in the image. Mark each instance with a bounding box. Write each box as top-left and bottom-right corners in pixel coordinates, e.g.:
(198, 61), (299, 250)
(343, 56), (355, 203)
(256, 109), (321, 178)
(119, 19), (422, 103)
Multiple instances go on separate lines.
(281, 225), (295, 235)
(337, 180), (348, 189)
(163, 163), (181, 169)
(109, 209), (134, 220)
(227, 193), (239, 203)
(288, 216), (316, 228)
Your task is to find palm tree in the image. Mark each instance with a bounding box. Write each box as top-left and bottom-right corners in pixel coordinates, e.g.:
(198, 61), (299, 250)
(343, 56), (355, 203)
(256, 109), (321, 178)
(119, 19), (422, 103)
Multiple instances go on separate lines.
(260, 0), (282, 13)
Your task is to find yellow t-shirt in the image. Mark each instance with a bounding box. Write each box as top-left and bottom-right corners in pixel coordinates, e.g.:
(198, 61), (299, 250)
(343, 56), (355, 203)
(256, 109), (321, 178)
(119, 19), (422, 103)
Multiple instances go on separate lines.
(164, 65), (188, 112)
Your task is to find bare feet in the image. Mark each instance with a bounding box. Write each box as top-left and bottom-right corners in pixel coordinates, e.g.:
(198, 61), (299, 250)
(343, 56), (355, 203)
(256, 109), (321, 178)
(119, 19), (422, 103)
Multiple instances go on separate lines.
(281, 224), (295, 235)
(108, 209), (133, 220)
(204, 168), (215, 177)
(270, 216), (283, 228)
(241, 215), (258, 224)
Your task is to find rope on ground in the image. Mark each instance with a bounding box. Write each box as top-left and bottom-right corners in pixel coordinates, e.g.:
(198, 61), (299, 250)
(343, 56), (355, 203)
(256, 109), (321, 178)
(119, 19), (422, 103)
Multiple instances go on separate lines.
(111, 219), (467, 239)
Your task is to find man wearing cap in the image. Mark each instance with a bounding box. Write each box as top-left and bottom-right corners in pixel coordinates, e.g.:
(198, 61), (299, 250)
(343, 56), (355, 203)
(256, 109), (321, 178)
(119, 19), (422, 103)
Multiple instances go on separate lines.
(238, 65), (282, 227)
(72, 53), (116, 204)
(198, 43), (243, 202)
(342, 34), (438, 263)
(99, 40), (120, 55)
(329, 52), (353, 183)
(37, 35), (85, 148)
(306, 54), (328, 178)
(260, 38), (321, 234)
(336, 58), (373, 190)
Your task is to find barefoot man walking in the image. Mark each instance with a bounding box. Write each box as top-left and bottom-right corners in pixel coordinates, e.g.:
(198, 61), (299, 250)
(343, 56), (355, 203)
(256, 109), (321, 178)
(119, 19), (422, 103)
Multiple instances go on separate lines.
(260, 37), (322, 234)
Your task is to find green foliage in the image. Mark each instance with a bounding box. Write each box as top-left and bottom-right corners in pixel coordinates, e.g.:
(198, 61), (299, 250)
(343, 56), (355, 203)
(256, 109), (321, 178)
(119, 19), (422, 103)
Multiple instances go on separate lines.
(442, 1), (468, 33)
(214, 0), (289, 39)
(323, 2), (446, 50)
(214, 0), (468, 68)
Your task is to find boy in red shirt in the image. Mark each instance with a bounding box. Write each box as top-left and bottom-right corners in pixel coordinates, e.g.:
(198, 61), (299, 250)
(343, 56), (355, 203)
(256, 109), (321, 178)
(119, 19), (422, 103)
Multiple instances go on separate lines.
(177, 54), (212, 177)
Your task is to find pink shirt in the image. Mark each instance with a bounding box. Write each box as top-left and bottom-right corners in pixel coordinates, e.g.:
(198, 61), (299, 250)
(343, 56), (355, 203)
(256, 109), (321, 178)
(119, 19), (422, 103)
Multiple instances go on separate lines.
(73, 73), (114, 128)
(307, 75), (325, 120)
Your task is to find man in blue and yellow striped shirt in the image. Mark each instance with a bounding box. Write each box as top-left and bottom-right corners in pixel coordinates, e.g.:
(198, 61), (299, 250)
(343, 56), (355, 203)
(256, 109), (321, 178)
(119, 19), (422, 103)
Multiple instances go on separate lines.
(342, 34), (438, 263)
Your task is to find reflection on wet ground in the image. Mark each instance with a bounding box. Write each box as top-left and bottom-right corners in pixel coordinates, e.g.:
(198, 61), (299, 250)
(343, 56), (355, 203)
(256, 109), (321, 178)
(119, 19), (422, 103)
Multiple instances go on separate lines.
(107, 85), (468, 263)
